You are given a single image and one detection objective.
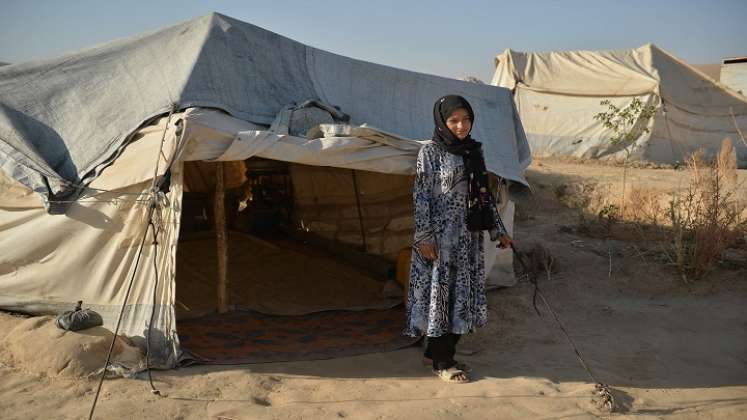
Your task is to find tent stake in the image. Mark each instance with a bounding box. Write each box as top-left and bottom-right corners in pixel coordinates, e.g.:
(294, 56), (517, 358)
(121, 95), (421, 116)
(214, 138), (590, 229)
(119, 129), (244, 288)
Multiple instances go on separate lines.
(351, 169), (367, 252)
(214, 161), (229, 313)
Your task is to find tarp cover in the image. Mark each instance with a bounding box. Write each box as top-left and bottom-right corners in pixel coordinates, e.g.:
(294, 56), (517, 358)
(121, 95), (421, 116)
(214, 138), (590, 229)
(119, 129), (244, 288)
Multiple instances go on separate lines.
(0, 12), (529, 212)
(492, 44), (747, 166)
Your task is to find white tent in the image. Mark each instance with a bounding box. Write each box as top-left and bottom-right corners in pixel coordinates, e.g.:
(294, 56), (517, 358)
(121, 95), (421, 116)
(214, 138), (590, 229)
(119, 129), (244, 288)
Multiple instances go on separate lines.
(721, 57), (747, 96)
(0, 14), (530, 367)
(492, 44), (747, 167)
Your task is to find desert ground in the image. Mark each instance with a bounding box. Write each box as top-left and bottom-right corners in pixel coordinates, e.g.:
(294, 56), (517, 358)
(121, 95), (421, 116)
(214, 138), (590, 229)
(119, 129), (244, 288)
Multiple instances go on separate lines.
(1, 159), (745, 420)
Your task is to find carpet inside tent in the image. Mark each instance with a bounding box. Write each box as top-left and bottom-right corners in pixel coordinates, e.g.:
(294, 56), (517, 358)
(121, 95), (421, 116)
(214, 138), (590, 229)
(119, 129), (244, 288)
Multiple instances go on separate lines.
(177, 306), (417, 364)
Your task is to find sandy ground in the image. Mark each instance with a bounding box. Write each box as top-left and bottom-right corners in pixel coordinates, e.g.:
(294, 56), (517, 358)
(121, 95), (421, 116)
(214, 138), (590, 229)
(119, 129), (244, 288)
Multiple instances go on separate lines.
(528, 158), (747, 199)
(1, 160), (746, 420)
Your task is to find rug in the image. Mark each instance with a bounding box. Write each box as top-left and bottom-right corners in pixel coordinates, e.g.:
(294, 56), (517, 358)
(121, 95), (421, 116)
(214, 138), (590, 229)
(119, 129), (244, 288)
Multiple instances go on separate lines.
(177, 306), (418, 364)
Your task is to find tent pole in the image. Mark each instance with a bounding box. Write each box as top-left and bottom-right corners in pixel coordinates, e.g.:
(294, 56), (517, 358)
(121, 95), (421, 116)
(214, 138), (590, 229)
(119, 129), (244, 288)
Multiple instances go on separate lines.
(351, 169), (367, 252)
(214, 161), (229, 313)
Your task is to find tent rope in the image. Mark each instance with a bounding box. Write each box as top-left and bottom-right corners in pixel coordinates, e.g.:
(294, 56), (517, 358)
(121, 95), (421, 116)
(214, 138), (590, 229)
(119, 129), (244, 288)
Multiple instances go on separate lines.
(494, 214), (616, 413)
(87, 199), (158, 420)
(145, 216), (163, 396)
(87, 104), (179, 420)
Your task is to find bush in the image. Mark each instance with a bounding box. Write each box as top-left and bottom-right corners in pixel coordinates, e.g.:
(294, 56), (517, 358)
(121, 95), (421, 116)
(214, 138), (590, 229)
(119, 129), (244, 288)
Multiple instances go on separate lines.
(667, 140), (746, 281)
(555, 139), (746, 281)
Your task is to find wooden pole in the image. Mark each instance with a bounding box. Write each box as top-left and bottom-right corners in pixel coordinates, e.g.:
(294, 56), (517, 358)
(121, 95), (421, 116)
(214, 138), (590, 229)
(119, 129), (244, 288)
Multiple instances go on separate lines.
(351, 169), (367, 252)
(214, 161), (229, 313)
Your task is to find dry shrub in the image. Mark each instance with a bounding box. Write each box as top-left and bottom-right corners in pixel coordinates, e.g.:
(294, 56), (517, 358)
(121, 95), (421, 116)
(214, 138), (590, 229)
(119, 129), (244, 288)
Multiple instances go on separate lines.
(554, 182), (619, 230)
(667, 139), (746, 281)
(553, 139), (746, 282)
(625, 187), (665, 227)
(516, 242), (559, 281)
(556, 182), (670, 237)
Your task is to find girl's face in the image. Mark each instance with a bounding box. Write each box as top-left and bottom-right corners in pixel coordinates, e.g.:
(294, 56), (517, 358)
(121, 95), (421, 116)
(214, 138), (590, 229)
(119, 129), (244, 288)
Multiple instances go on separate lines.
(445, 107), (472, 140)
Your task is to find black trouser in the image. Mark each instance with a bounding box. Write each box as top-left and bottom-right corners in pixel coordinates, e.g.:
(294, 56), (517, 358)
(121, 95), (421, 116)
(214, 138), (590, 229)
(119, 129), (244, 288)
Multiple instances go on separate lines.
(424, 333), (462, 370)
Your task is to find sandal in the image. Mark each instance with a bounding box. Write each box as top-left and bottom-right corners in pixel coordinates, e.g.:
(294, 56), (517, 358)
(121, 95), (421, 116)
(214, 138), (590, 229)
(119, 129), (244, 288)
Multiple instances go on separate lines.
(422, 357), (472, 373)
(434, 367), (469, 383)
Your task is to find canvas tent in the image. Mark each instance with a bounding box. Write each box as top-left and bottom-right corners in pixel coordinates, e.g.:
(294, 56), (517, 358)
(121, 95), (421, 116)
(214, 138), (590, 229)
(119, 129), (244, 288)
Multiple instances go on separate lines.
(0, 13), (530, 367)
(721, 57), (747, 96)
(492, 44), (747, 167)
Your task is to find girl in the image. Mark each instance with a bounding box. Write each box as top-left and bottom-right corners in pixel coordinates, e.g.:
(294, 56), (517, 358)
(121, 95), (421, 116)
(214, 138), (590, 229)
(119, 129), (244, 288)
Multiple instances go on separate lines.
(405, 95), (513, 383)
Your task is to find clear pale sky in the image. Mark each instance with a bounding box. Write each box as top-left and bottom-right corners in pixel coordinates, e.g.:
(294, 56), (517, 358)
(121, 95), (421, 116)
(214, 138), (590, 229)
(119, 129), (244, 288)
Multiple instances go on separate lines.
(1, 0), (745, 82)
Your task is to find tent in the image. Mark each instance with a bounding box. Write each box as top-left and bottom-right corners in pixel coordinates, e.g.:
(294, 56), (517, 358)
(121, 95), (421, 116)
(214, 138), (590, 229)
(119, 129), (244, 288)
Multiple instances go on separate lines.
(492, 44), (747, 167)
(721, 57), (747, 96)
(0, 13), (530, 367)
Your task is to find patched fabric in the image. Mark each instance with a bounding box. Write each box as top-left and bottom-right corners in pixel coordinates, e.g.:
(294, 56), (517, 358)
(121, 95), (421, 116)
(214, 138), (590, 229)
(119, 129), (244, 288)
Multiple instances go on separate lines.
(404, 142), (503, 338)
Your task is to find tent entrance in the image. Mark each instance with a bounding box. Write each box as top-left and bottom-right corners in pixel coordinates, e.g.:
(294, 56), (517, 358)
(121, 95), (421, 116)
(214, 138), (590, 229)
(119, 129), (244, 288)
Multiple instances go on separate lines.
(174, 157), (418, 363)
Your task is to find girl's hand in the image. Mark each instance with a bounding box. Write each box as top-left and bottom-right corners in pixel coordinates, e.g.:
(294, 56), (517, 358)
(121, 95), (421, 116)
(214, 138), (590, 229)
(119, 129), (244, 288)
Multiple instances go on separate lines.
(496, 233), (514, 249)
(418, 242), (438, 261)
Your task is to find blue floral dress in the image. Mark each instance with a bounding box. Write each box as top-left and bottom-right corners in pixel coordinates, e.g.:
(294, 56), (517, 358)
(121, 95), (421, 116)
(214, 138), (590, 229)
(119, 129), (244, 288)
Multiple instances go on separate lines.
(404, 142), (503, 338)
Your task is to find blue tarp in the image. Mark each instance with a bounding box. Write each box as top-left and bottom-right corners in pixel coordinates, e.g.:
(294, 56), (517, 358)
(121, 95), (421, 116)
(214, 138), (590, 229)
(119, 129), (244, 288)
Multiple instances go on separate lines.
(0, 13), (530, 212)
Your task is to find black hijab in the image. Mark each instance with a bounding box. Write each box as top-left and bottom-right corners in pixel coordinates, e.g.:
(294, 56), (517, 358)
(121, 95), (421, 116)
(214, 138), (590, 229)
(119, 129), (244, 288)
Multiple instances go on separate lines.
(432, 95), (496, 233)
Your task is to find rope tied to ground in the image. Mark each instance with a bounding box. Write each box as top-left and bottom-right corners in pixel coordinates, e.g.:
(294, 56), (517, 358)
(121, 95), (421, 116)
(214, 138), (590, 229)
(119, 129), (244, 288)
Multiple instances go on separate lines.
(494, 214), (617, 413)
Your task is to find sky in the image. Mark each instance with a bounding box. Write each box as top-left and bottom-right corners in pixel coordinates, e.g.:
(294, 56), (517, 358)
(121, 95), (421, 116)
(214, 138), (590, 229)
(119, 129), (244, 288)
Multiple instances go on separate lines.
(1, 0), (745, 82)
